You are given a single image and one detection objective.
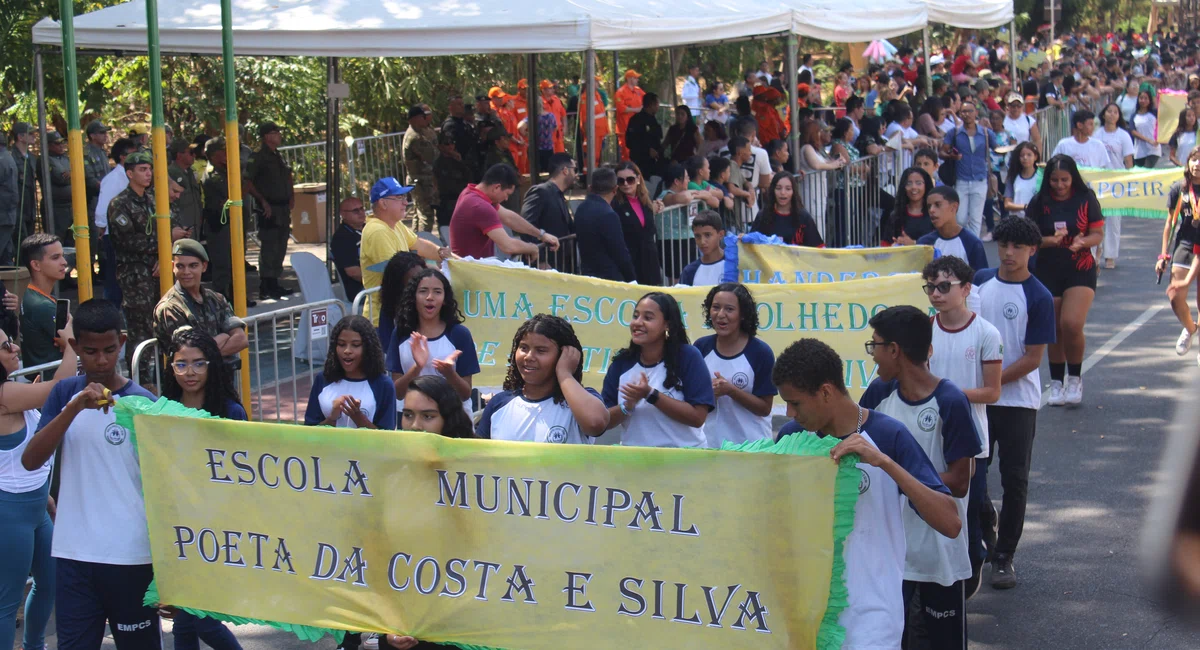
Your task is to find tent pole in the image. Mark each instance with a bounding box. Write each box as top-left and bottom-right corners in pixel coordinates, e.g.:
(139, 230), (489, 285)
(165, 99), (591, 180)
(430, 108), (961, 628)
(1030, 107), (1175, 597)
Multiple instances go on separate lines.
(527, 54), (539, 178)
(34, 48), (55, 246)
(326, 57), (339, 279)
(1009, 20), (1018, 84)
(145, 0), (174, 297)
(923, 26), (933, 97)
(668, 48), (678, 106)
(585, 49), (596, 179)
(786, 35), (799, 169)
(220, 0), (252, 411)
(58, 0), (93, 301)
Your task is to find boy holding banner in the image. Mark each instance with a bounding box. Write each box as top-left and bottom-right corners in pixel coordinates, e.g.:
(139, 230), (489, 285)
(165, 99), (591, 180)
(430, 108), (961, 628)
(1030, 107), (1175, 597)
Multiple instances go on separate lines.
(774, 339), (959, 650)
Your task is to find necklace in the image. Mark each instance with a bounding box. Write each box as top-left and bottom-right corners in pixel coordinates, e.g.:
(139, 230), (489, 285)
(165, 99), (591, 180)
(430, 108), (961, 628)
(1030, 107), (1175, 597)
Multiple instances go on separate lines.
(854, 405), (864, 437)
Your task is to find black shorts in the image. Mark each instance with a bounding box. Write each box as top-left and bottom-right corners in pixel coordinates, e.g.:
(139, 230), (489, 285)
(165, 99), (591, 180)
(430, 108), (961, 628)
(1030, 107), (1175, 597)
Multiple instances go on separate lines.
(1173, 239), (1197, 271)
(1033, 254), (1098, 297)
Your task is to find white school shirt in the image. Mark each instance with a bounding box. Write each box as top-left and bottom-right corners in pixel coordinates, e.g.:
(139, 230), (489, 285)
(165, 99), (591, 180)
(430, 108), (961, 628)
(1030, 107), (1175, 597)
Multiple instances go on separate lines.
(37, 376), (157, 565)
(95, 165), (130, 229)
(681, 259), (724, 286)
(601, 345), (715, 448)
(1052, 136), (1113, 169)
(929, 313), (1004, 457)
(916, 228), (989, 272)
(1094, 126), (1135, 169)
(692, 336), (776, 448)
(776, 416), (950, 649)
(1003, 114), (1034, 145)
(304, 373), (397, 430)
(1005, 173), (1040, 218)
(1131, 112), (1162, 159)
(1176, 131), (1198, 165)
(385, 323), (480, 413)
(974, 269), (1056, 409)
(477, 388), (602, 444)
(0, 410), (46, 493)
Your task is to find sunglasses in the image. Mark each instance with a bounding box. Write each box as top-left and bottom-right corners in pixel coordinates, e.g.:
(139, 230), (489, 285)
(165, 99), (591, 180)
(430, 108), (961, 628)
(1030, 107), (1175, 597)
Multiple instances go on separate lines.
(921, 280), (963, 295)
(617, 176), (639, 185)
(0, 340), (13, 353)
(863, 340), (892, 355)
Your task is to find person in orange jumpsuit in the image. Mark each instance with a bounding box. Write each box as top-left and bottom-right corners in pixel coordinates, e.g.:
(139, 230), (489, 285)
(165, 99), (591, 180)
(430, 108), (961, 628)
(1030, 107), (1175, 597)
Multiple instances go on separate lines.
(540, 80), (568, 154)
(515, 79), (529, 124)
(490, 86), (528, 174)
(614, 69), (645, 161)
(751, 85), (787, 146)
(578, 78), (609, 167)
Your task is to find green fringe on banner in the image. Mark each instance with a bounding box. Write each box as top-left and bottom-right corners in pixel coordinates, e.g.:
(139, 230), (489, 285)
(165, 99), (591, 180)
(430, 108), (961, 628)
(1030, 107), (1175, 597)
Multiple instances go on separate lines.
(722, 432), (860, 650)
(121, 398), (857, 650)
(1117, 208), (1171, 220)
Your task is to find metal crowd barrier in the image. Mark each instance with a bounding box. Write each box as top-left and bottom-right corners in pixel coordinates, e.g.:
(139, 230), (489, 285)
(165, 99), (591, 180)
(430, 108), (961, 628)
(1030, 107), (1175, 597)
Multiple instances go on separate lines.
(131, 298), (346, 424)
(539, 233), (580, 275)
(655, 201), (700, 283)
(8, 360), (66, 382)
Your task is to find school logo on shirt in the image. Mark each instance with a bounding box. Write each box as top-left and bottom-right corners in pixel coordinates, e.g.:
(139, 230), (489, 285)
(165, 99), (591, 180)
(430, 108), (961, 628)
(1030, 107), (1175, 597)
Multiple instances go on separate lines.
(917, 407), (938, 433)
(546, 426), (568, 444)
(857, 468), (871, 494)
(965, 346), (977, 361)
(731, 372), (750, 390)
(104, 422), (129, 446)
(1003, 302), (1019, 320)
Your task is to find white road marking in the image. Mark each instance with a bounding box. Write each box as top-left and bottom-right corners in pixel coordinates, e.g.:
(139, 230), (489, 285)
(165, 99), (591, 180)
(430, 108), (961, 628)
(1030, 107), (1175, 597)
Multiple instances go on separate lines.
(1040, 304), (1167, 408)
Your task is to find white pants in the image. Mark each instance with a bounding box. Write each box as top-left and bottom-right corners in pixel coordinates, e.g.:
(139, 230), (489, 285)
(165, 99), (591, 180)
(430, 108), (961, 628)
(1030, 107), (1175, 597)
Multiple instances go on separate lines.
(1101, 214), (1121, 260)
(955, 179), (988, 236)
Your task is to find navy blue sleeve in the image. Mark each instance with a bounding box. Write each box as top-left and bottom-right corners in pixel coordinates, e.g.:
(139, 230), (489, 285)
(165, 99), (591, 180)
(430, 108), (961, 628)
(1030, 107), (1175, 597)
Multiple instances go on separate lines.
(972, 268), (997, 287)
(869, 413), (951, 496)
(226, 400), (248, 421)
(371, 374), (398, 430)
(746, 338), (777, 396)
(601, 356), (632, 408)
(776, 420), (804, 442)
(476, 390), (516, 439)
(962, 231), (990, 272)
(447, 324), (481, 377)
(608, 213), (637, 282)
(858, 378), (892, 410)
(916, 231), (938, 246)
(1023, 280), (1057, 345)
(304, 373), (327, 425)
(35, 377), (76, 433)
(800, 210), (825, 247)
(679, 259), (700, 286)
(677, 344), (715, 411)
(385, 327), (403, 374)
(935, 381), (983, 463)
(692, 335), (715, 358)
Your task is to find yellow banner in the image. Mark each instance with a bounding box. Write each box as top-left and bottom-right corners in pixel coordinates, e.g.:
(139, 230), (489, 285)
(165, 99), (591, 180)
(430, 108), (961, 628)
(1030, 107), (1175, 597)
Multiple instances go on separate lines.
(1157, 91), (1188, 145)
(450, 260), (930, 397)
(1081, 165), (1178, 219)
(736, 243), (934, 284)
(130, 406), (859, 649)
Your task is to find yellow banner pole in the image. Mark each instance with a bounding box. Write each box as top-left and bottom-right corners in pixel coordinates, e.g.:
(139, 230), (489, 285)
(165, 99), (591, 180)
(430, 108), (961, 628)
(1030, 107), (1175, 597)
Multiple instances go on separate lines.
(221, 0), (252, 411)
(146, 0), (174, 296)
(58, 0), (93, 300)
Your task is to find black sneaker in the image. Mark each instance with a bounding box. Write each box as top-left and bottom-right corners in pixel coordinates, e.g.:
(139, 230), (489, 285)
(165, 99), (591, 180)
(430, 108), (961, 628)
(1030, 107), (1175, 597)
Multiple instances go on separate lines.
(991, 554), (1017, 589)
(965, 559), (983, 600)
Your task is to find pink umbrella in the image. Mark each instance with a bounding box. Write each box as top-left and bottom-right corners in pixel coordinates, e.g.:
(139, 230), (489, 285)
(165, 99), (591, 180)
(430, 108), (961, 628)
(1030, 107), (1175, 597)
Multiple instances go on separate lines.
(864, 40), (890, 63)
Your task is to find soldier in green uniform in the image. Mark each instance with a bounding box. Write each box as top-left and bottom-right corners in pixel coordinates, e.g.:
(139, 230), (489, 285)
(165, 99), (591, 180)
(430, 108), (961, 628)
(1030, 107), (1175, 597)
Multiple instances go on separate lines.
(42, 131), (74, 243)
(403, 105), (438, 234)
(83, 120), (110, 221)
(107, 150), (160, 382)
(9, 122), (39, 250)
(433, 131), (472, 244)
(153, 238), (248, 362)
(200, 137), (254, 308)
(244, 121), (293, 300)
(167, 137), (202, 238)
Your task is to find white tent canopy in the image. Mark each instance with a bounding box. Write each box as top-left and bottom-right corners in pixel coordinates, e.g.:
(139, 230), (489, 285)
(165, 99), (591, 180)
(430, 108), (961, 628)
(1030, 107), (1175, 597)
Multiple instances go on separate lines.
(921, 0), (1014, 29)
(31, 0), (933, 56)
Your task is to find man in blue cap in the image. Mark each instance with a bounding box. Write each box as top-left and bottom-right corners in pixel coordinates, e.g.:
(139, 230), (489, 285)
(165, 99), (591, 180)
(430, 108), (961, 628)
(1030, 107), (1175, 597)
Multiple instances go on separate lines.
(360, 177), (449, 325)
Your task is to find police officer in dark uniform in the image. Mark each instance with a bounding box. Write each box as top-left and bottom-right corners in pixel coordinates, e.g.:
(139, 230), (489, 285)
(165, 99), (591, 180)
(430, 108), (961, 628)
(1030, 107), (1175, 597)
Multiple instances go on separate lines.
(244, 121), (293, 300)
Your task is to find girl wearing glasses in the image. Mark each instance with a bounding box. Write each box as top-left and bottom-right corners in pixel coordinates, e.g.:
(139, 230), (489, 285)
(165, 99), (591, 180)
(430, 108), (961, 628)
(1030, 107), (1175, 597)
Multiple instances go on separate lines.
(693, 283), (776, 448)
(305, 315), (396, 430)
(160, 329), (247, 650)
(1027, 154), (1104, 406)
(611, 161), (664, 286)
(0, 321), (76, 650)
(602, 293), (714, 448)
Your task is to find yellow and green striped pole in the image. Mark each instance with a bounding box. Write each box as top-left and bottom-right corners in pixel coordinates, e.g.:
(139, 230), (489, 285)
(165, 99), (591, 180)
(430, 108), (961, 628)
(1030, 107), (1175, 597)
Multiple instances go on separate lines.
(145, 0), (174, 296)
(221, 0), (253, 411)
(58, 0), (93, 300)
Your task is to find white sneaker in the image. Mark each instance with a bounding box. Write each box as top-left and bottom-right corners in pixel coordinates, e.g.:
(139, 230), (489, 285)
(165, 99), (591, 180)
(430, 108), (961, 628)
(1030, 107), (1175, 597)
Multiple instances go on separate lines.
(1179, 328), (1195, 356)
(1047, 380), (1066, 406)
(363, 634), (379, 650)
(1065, 376), (1083, 405)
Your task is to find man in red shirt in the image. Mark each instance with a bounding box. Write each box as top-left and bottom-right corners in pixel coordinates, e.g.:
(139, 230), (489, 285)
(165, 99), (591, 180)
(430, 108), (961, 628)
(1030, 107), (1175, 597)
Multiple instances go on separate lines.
(448, 163), (559, 260)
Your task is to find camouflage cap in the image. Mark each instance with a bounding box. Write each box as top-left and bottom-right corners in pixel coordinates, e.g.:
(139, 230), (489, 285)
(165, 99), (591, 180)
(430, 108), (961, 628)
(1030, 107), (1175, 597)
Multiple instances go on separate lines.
(124, 150), (153, 167)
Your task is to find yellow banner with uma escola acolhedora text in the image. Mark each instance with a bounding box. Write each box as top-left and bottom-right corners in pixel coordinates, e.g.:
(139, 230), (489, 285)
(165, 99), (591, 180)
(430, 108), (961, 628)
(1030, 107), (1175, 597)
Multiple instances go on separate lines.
(124, 401), (860, 650)
(448, 260), (931, 398)
(736, 243), (935, 285)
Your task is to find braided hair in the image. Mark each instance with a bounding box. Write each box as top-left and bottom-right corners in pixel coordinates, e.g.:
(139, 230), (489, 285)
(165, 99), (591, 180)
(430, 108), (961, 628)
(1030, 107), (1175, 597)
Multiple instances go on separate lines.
(323, 315), (386, 382)
(614, 292), (690, 390)
(163, 328), (241, 419)
(396, 268), (463, 341)
(502, 314), (583, 404)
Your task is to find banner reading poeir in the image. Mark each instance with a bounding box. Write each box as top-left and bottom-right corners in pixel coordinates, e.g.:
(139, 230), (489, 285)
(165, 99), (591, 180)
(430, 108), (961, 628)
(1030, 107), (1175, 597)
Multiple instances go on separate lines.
(448, 260), (930, 397)
(1080, 165), (1178, 219)
(736, 243), (934, 284)
(123, 399), (859, 650)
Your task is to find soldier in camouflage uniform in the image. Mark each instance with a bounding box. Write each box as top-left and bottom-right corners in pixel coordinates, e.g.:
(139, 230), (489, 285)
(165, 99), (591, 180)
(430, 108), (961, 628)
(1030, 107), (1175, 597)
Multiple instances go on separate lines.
(107, 150), (160, 381)
(83, 120), (111, 276)
(152, 238), (247, 362)
(42, 132), (74, 243)
(402, 104), (438, 234)
(167, 137), (202, 238)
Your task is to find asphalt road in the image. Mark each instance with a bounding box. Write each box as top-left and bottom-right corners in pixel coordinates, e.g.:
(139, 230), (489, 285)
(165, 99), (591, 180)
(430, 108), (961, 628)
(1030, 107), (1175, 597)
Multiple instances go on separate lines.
(15, 218), (1200, 650)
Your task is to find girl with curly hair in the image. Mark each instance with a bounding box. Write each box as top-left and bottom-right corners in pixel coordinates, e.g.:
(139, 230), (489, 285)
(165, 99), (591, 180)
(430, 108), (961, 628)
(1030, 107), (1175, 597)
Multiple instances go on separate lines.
(693, 283), (775, 447)
(164, 329), (245, 421)
(386, 268), (479, 412)
(476, 314), (607, 443)
(601, 292), (714, 447)
(304, 315), (395, 429)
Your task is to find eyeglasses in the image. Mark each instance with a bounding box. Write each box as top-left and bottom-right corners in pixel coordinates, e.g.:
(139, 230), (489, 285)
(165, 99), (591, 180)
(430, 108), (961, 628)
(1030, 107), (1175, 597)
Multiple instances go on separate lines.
(0, 340), (13, 353)
(617, 176), (639, 185)
(863, 340), (892, 355)
(172, 360), (210, 375)
(921, 280), (963, 295)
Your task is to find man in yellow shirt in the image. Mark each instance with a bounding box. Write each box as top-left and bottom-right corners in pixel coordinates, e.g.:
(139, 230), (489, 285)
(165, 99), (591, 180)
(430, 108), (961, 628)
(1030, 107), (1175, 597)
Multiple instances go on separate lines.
(360, 177), (449, 324)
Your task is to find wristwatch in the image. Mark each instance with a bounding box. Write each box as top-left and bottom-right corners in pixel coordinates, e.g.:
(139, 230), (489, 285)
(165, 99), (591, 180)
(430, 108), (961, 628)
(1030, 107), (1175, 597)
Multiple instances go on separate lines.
(538, 228), (547, 239)
(646, 389), (661, 405)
